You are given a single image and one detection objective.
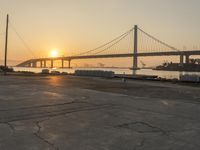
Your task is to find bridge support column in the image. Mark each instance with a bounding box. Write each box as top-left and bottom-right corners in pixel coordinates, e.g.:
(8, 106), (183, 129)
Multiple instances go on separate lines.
(185, 55), (190, 64)
(44, 60), (46, 68)
(68, 60), (71, 68)
(51, 60), (54, 68)
(36, 61), (38, 67)
(133, 25), (138, 69)
(32, 62), (36, 68)
(40, 61), (43, 68)
(180, 54), (184, 65)
(61, 59), (64, 68)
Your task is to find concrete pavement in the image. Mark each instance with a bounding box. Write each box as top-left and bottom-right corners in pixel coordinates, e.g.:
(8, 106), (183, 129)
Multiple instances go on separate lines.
(0, 75), (200, 150)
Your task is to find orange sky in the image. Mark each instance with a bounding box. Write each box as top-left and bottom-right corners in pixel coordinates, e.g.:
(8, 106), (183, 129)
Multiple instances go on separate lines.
(0, 0), (200, 67)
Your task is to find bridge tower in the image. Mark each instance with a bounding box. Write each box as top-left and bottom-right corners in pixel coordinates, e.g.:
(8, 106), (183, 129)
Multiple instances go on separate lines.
(133, 25), (138, 69)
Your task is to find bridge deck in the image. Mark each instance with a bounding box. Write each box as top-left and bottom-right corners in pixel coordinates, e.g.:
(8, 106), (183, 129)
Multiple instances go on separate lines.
(17, 50), (200, 67)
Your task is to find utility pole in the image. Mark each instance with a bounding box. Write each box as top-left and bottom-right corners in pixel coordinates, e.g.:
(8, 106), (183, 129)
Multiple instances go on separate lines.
(4, 14), (9, 74)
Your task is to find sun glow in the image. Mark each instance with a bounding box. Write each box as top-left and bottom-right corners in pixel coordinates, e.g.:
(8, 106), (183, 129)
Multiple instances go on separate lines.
(50, 50), (58, 57)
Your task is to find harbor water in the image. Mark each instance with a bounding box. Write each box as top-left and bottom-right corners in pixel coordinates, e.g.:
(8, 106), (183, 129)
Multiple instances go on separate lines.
(13, 67), (200, 79)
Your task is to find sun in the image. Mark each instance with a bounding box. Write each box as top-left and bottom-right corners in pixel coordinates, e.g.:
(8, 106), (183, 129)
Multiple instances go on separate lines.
(50, 50), (58, 57)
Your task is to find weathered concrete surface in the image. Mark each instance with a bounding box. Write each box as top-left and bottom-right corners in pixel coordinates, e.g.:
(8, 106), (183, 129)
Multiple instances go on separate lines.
(0, 75), (200, 150)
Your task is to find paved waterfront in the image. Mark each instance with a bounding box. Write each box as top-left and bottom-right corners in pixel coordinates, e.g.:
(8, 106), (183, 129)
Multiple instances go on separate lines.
(0, 75), (200, 150)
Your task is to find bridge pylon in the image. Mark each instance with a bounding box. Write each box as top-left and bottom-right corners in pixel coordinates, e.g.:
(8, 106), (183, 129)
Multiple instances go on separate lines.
(133, 25), (138, 69)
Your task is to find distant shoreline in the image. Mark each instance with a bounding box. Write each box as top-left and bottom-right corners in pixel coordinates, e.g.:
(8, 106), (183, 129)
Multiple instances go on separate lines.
(1, 71), (200, 86)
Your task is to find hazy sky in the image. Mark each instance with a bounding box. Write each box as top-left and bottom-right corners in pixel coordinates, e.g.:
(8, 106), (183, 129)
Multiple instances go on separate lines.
(0, 0), (200, 66)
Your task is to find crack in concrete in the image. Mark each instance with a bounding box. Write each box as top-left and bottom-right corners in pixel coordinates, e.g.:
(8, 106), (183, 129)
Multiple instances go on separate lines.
(120, 105), (200, 122)
(0, 104), (116, 123)
(34, 119), (59, 150)
(167, 128), (200, 133)
(0, 101), (96, 112)
(116, 121), (168, 136)
(5, 122), (15, 134)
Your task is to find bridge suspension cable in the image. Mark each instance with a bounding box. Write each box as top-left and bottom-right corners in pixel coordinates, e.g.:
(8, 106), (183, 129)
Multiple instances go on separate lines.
(74, 27), (134, 56)
(138, 27), (179, 52)
(91, 32), (131, 55)
(73, 26), (180, 56)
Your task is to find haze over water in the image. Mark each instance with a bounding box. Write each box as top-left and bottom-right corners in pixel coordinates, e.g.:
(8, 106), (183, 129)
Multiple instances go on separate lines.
(13, 67), (200, 80)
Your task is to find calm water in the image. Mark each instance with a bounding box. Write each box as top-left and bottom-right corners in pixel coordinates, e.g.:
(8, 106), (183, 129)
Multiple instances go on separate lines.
(13, 67), (200, 79)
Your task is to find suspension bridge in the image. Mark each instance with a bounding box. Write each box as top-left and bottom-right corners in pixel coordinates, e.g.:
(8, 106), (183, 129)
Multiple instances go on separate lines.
(17, 25), (200, 69)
